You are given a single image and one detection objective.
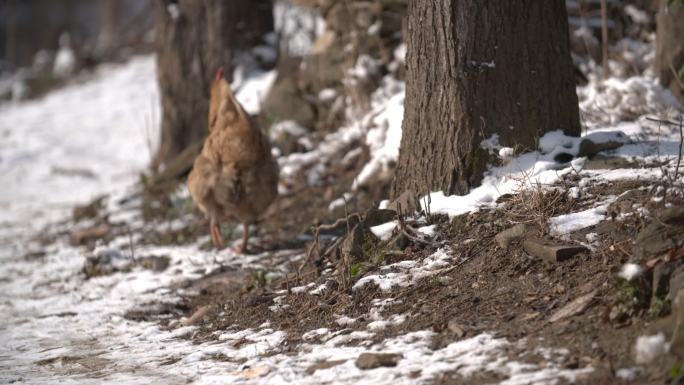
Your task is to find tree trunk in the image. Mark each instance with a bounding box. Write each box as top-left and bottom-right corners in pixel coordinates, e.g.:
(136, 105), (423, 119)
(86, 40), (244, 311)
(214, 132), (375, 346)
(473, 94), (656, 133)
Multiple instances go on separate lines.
(97, 0), (118, 58)
(153, 0), (273, 173)
(392, 0), (580, 199)
(656, 1), (684, 105)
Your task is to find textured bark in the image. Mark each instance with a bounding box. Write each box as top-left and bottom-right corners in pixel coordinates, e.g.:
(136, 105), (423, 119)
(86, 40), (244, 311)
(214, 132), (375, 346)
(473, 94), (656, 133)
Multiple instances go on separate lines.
(392, 0), (580, 198)
(656, 1), (684, 105)
(153, 0), (273, 171)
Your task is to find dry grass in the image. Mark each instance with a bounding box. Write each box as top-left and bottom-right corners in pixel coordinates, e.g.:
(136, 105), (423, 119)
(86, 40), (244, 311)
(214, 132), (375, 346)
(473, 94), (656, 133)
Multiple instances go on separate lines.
(500, 178), (578, 235)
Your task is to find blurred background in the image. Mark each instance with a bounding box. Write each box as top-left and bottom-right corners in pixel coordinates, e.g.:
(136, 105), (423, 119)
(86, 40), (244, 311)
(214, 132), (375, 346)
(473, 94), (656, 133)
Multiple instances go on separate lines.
(0, 0), (681, 231)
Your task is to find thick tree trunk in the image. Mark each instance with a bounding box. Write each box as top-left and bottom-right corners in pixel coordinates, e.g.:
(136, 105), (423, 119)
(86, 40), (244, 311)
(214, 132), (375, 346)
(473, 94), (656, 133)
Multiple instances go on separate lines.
(656, 1), (684, 105)
(392, 0), (580, 199)
(153, 0), (273, 173)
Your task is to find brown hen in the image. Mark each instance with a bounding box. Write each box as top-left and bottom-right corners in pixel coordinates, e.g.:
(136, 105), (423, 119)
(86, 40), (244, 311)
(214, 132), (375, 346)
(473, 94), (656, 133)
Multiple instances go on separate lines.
(188, 68), (278, 253)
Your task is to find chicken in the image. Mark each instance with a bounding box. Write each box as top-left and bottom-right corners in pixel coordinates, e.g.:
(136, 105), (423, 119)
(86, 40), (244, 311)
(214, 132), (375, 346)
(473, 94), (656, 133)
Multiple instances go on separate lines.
(188, 67), (278, 253)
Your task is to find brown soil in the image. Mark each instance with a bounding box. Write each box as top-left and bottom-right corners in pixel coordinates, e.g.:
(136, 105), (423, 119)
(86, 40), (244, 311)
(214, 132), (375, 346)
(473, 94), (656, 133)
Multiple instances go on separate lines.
(118, 173), (684, 384)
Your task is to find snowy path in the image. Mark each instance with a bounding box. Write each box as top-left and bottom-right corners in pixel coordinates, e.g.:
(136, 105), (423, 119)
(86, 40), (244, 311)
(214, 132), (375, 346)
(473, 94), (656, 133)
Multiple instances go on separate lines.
(0, 56), (159, 256)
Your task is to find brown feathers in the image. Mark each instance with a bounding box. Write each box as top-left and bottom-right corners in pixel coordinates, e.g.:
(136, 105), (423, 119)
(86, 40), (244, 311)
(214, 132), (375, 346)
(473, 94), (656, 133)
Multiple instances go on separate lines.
(187, 71), (278, 252)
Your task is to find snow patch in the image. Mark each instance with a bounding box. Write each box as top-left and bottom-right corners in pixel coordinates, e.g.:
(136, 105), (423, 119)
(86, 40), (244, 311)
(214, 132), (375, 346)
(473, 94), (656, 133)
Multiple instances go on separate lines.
(353, 248), (452, 291)
(619, 263), (644, 281)
(634, 333), (668, 364)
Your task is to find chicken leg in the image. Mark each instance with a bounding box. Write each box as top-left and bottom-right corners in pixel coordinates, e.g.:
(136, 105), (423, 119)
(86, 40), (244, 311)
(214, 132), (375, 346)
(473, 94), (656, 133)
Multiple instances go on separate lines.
(210, 217), (224, 248)
(237, 222), (249, 254)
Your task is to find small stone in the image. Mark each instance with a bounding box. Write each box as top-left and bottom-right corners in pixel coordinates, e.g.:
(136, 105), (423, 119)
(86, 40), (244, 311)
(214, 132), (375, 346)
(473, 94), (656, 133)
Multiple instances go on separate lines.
(549, 290), (597, 323)
(306, 359), (347, 374)
(355, 352), (402, 369)
(494, 224), (527, 249)
(82, 247), (131, 278)
(447, 319), (465, 338)
(137, 255), (171, 272)
(522, 238), (588, 262)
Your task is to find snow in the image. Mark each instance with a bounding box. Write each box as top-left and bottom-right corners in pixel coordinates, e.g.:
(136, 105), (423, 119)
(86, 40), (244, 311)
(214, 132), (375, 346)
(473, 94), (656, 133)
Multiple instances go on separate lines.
(615, 367), (639, 381)
(53, 33), (76, 78)
(619, 263), (644, 281)
(353, 248), (452, 291)
(273, 0), (326, 57)
(353, 76), (405, 189)
(328, 192), (353, 211)
(578, 75), (682, 126)
(0, 55), (159, 247)
(634, 333), (668, 364)
(166, 3), (180, 20)
(549, 203), (610, 236)
(232, 66), (277, 115)
(370, 221), (397, 241)
(318, 88), (338, 102)
(417, 225), (436, 237)
(1, 25), (680, 384)
(498, 147), (515, 164)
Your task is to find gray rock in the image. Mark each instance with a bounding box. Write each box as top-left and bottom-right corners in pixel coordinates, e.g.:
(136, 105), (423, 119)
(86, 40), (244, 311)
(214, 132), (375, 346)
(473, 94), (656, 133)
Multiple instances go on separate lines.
(635, 206), (684, 259)
(364, 208), (397, 227)
(355, 352), (402, 369)
(671, 289), (684, 356)
(494, 224), (527, 250)
(671, 265), (684, 301)
(522, 239), (588, 262)
(341, 224), (380, 263)
(653, 261), (677, 299)
(577, 139), (625, 158)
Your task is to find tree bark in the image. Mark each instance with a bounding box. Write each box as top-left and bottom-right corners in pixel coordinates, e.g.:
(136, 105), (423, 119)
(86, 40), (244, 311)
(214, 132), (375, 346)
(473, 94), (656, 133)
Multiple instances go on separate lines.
(392, 0), (580, 199)
(656, 1), (684, 105)
(97, 0), (118, 58)
(153, 0), (273, 172)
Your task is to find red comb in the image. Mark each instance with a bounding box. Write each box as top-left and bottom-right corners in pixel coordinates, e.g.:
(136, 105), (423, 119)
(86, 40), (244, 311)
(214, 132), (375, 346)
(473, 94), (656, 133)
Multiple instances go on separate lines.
(215, 67), (224, 81)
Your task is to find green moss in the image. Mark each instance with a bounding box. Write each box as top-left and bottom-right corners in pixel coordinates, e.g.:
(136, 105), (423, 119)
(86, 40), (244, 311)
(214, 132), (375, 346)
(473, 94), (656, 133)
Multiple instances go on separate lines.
(649, 297), (671, 319)
(349, 227), (393, 281)
(611, 277), (650, 322)
(350, 262), (365, 279)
